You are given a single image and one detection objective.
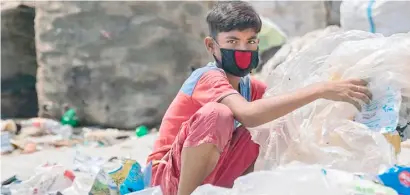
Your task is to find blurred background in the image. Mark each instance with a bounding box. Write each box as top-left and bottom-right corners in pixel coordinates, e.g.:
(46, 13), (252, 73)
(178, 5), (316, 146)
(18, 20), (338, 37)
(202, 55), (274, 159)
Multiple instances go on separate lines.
(1, 1), (343, 129)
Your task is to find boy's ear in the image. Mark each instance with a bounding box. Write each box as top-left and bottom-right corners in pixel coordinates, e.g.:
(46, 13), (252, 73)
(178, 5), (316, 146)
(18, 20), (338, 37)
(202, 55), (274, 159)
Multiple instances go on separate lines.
(204, 36), (215, 53)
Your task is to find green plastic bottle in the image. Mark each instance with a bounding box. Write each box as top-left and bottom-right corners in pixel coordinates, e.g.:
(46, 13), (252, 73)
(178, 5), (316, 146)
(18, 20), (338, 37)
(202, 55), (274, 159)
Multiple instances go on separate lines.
(135, 125), (148, 137)
(61, 108), (79, 127)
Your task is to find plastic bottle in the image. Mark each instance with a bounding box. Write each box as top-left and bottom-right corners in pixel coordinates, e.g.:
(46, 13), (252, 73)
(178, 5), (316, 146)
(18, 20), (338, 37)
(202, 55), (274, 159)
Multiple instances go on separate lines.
(135, 126), (148, 137)
(61, 108), (79, 127)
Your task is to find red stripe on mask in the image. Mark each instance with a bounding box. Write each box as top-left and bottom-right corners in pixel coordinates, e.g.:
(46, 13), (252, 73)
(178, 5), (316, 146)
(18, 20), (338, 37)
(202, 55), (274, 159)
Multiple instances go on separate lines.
(234, 51), (251, 69)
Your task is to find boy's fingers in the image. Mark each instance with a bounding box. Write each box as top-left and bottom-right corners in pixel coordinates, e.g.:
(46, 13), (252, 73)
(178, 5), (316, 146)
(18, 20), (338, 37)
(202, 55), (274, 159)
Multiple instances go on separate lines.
(345, 97), (362, 111)
(352, 85), (373, 100)
(349, 91), (371, 104)
(348, 78), (368, 86)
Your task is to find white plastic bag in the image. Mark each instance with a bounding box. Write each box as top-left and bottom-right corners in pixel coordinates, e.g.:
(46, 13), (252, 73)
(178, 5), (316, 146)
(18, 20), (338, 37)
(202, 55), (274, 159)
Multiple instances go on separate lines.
(340, 0), (410, 36)
(251, 31), (410, 173)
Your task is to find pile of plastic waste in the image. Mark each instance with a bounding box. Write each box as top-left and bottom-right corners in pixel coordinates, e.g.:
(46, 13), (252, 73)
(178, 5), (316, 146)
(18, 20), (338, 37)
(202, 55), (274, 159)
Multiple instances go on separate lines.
(248, 30), (410, 194)
(251, 30), (410, 172)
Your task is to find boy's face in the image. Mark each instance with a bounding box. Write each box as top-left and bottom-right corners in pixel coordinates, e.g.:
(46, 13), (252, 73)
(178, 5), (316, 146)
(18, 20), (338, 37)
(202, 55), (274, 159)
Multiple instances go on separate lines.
(205, 28), (259, 62)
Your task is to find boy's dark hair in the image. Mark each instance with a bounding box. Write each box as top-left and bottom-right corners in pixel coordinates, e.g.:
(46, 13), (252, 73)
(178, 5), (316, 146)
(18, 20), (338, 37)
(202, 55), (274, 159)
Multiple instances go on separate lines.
(206, 1), (262, 38)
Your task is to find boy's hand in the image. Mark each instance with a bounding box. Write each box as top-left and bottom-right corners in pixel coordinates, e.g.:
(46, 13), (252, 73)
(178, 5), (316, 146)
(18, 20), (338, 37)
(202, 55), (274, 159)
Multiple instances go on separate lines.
(316, 79), (372, 110)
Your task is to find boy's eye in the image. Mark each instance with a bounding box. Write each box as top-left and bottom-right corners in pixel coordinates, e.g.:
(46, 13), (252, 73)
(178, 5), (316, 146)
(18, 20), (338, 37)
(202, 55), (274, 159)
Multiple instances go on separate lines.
(248, 40), (257, 44)
(227, 40), (237, 44)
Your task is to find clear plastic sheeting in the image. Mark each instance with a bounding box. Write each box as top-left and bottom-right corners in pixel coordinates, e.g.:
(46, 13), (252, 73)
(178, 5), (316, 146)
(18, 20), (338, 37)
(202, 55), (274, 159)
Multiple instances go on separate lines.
(189, 165), (398, 195)
(257, 26), (342, 82)
(250, 30), (410, 173)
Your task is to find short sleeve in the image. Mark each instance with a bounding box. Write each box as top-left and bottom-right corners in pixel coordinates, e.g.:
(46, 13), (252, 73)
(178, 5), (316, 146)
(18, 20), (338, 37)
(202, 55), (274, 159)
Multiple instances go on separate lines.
(192, 70), (239, 105)
(250, 77), (267, 101)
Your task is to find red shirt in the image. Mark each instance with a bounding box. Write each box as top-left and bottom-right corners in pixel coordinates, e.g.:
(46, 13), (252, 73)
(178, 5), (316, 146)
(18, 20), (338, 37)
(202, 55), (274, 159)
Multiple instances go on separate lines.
(147, 63), (266, 163)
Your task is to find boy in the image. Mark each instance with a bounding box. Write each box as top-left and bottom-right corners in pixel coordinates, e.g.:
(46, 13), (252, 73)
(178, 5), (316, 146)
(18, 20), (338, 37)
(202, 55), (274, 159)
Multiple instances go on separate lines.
(147, 2), (372, 195)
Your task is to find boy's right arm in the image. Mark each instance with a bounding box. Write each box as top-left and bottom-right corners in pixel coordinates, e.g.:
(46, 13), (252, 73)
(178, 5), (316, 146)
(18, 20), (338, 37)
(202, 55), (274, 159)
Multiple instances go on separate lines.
(220, 79), (372, 128)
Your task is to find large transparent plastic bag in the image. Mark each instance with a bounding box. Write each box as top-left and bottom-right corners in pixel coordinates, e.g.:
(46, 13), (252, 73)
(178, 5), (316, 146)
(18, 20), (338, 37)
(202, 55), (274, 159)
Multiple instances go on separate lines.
(250, 31), (410, 173)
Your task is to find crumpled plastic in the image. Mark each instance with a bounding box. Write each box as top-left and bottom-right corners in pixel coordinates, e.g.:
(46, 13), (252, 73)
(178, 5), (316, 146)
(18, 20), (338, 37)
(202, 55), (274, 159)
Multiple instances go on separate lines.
(9, 163), (74, 195)
(250, 30), (410, 173)
(192, 164), (398, 195)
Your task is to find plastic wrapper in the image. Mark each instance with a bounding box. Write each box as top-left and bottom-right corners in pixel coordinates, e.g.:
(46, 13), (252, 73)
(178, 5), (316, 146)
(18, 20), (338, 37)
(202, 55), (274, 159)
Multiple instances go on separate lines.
(378, 165), (410, 195)
(9, 163), (74, 195)
(250, 30), (410, 173)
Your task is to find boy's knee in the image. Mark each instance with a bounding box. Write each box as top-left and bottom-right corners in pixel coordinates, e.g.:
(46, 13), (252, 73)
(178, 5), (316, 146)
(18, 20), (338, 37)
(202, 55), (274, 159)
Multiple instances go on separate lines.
(184, 102), (235, 151)
(199, 102), (234, 122)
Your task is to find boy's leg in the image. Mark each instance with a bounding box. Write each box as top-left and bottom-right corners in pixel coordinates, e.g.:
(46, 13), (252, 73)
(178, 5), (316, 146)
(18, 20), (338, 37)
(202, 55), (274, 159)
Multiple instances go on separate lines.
(178, 126), (259, 194)
(151, 102), (259, 195)
(178, 143), (220, 195)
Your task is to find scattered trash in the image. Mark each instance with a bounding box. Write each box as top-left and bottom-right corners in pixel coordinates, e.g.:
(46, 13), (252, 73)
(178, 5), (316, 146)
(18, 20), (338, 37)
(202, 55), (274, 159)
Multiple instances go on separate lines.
(89, 168), (116, 195)
(73, 151), (106, 175)
(118, 162), (145, 195)
(135, 126), (148, 138)
(61, 108), (79, 127)
(378, 165), (410, 195)
(83, 128), (130, 146)
(1, 131), (14, 154)
(1, 175), (18, 186)
(20, 118), (73, 139)
(1, 120), (18, 133)
(8, 163), (75, 195)
(22, 142), (37, 154)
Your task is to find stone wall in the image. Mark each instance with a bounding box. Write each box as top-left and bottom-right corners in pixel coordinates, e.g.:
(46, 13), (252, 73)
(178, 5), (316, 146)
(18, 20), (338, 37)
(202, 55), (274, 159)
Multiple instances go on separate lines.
(35, 1), (212, 128)
(1, 2), (38, 118)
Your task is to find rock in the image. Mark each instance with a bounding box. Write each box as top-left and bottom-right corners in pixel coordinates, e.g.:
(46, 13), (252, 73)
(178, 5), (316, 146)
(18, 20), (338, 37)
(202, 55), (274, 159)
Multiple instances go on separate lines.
(1, 2), (38, 118)
(35, 2), (212, 129)
(250, 1), (328, 37)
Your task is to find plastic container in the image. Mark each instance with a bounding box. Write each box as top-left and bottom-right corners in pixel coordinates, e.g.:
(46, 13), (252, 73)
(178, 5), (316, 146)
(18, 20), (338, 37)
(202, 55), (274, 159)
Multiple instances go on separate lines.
(135, 126), (148, 137)
(61, 108), (79, 127)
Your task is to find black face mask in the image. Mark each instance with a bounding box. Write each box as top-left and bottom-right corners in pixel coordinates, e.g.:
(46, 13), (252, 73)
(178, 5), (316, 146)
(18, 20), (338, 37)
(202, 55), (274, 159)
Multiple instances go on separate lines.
(213, 47), (259, 77)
